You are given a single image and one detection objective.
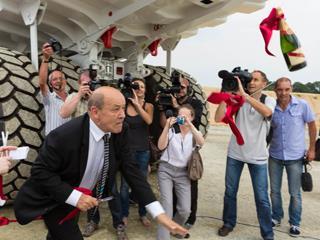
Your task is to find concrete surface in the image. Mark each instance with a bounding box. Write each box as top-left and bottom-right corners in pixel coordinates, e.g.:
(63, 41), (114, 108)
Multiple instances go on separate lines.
(1, 125), (320, 240)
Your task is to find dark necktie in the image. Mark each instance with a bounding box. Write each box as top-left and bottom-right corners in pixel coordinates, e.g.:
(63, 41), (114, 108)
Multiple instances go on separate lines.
(90, 133), (110, 218)
(96, 133), (110, 199)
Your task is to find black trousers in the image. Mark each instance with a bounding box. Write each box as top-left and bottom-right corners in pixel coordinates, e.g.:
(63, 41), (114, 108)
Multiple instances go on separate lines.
(44, 204), (82, 240)
(173, 179), (198, 225)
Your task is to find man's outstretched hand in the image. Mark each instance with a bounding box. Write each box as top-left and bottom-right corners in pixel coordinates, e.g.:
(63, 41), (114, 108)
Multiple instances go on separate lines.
(156, 213), (189, 236)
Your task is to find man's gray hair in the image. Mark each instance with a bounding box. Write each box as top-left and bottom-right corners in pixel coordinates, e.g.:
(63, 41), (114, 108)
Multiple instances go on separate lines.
(48, 70), (66, 83)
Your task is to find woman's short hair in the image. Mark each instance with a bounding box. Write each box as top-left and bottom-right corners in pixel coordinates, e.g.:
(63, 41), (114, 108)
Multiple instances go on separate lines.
(178, 104), (195, 117)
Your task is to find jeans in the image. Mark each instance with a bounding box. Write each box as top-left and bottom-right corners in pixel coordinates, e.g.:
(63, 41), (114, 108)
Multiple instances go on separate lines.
(120, 150), (150, 218)
(268, 157), (303, 226)
(223, 157), (273, 239)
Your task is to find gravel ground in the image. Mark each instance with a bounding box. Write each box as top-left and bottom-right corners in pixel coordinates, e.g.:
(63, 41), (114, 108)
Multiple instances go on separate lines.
(1, 125), (320, 240)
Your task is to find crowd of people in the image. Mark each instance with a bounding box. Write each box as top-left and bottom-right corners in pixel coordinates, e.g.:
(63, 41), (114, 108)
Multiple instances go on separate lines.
(0, 42), (317, 240)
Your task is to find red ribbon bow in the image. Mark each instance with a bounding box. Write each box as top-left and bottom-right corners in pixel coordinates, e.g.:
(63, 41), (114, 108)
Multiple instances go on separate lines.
(207, 92), (245, 145)
(259, 8), (284, 56)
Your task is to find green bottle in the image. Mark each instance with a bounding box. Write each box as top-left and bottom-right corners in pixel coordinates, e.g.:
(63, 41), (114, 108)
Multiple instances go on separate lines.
(277, 8), (307, 71)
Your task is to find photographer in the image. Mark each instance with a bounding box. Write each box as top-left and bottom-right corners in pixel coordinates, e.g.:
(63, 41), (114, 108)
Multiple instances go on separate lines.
(215, 70), (275, 240)
(157, 104), (204, 240)
(39, 42), (70, 135)
(60, 70), (92, 118)
(158, 74), (203, 229)
(120, 77), (154, 227)
(159, 75), (202, 130)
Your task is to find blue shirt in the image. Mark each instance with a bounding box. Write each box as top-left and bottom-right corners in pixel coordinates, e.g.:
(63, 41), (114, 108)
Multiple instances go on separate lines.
(269, 96), (315, 160)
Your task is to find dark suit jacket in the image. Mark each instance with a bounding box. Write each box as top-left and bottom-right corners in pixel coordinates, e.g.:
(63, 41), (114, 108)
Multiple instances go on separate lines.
(14, 113), (156, 225)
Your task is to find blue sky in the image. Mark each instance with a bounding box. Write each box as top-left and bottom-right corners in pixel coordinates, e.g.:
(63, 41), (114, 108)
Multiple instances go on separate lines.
(145, 0), (319, 88)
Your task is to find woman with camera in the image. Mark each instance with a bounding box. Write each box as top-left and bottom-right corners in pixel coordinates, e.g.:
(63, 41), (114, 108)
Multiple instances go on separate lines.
(120, 77), (154, 227)
(157, 104), (204, 239)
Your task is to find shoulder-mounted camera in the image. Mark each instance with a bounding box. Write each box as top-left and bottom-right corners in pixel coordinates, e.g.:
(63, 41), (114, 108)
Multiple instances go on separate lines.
(219, 67), (252, 92)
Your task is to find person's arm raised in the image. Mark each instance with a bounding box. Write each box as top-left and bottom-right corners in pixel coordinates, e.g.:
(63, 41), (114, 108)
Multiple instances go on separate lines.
(39, 43), (53, 96)
(60, 84), (91, 118)
(236, 77), (272, 118)
(214, 101), (227, 123)
(128, 91), (154, 125)
(158, 117), (175, 151)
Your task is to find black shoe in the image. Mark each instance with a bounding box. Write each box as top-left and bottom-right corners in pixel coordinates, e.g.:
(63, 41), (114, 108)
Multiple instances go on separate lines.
(218, 226), (233, 237)
(289, 225), (300, 237)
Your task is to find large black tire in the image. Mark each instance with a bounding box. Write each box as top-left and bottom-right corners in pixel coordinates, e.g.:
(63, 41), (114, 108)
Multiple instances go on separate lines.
(0, 47), (80, 201)
(144, 65), (210, 140)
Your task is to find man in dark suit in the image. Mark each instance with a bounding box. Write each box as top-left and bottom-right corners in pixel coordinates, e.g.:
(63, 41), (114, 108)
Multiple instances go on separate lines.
(14, 87), (187, 240)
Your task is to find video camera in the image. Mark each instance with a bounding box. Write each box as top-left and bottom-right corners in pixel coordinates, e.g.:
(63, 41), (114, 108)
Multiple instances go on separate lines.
(118, 73), (139, 99)
(158, 70), (181, 106)
(219, 67), (252, 92)
(87, 64), (106, 91)
(48, 38), (62, 53)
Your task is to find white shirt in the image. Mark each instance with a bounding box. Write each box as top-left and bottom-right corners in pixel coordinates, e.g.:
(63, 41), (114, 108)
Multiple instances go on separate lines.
(160, 128), (194, 168)
(228, 96), (276, 164)
(41, 91), (70, 135)
(66, 119), (164, 218)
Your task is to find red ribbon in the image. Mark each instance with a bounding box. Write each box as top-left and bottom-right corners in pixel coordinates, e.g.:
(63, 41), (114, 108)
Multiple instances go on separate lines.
(58, 187), (92, 225)
(148, 39), (161, 56)
(259, 8), (284, 56)
(100, 26), (117, 49)
(0, 187), (91, 226)
(207, 92), (245, 145)
(0, 217), (17, 226)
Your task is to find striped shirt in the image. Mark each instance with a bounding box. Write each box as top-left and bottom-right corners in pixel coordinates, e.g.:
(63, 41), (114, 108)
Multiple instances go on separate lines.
(65, 92), (88, 118)
(41, 91), (70, 135)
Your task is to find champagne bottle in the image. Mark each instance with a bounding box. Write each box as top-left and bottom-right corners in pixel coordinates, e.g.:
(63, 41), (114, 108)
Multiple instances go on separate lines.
(277, 8), (307, 71)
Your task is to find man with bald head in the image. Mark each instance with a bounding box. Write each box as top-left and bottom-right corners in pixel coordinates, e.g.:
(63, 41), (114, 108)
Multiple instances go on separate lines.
(39, 42), (70, 135)
(14, 87), (187, 240)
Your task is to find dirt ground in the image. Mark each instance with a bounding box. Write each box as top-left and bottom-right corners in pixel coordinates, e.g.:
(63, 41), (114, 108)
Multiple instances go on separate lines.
(1, 125), (320, 240)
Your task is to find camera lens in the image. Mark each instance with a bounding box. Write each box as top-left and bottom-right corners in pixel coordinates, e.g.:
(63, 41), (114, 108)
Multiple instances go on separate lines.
(177, 116), (185, 125)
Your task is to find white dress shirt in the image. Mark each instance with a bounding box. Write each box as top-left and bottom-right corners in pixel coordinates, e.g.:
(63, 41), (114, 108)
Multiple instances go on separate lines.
(160, 129), (194, 167)
(65, 118), (164, 218)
